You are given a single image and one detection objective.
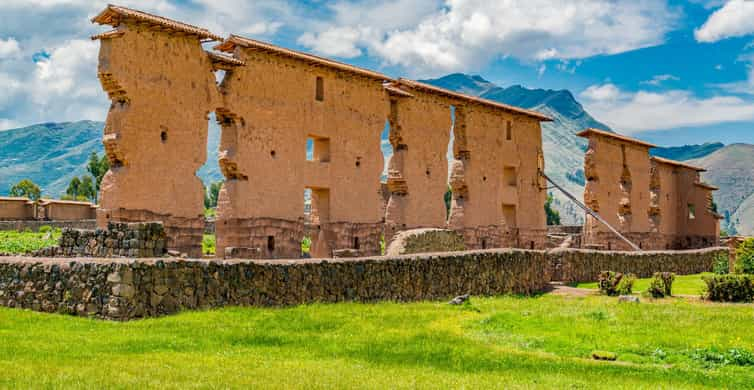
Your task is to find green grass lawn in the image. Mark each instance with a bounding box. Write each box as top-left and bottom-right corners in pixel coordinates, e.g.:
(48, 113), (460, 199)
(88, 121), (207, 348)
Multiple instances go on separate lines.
(0, 229), (60, 254)
(576, 273), (711, 296)
(0, 294), (752, 388)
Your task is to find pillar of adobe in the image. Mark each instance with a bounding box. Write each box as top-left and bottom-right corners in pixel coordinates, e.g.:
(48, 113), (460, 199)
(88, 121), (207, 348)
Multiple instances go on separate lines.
(92, 8), (222, 258)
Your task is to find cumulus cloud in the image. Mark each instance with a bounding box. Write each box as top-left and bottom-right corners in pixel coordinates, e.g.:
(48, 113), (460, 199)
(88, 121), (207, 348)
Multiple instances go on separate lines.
(298, 0), (679, 75)
(0, 38), (21, 59)
(580, 83), (754, 132)
(695, 0), (754, 42)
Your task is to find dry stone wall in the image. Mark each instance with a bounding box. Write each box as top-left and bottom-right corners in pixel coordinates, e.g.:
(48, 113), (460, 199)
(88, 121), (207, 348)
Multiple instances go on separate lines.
(549, 246), (725, 283)
(0, 249), (550, 320)
(33, 223), (166, 258)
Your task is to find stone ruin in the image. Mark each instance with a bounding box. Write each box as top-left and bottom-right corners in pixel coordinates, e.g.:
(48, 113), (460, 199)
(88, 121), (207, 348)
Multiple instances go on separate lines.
(88, 6), (720, 260)
(578, 128), (721, 250)
(90, 5), (551, 259)
(33, 222), (166, 258)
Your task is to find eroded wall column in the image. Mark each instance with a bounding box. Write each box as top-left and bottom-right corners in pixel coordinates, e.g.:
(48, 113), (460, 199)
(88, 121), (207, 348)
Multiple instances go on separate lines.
(94, 25), (218, 257)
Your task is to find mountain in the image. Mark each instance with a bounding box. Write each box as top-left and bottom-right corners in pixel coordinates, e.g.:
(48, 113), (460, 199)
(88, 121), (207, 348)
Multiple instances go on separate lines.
(650, 142), (724, 161)
(689, 144), (754, 236)
(0, 121), (222, 198)
(423, 74), (615, 224)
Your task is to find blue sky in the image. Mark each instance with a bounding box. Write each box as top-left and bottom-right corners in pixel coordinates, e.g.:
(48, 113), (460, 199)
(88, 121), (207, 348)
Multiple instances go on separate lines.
(1, 0), (753, 147)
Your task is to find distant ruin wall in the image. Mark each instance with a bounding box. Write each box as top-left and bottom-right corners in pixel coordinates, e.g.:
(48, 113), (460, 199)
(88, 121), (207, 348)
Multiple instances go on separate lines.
(0, 249), (550, 320)
(385, 229), (466, 256)
(32, 222), (166, 258)
(549, 247), (725, 283)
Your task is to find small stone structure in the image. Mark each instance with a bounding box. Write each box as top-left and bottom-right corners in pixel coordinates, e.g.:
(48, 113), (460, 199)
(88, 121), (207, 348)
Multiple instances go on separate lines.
(32, 222), (166, 258)
(0, 197), (35, 220)
(0, 197), (96, 222)
(90, 5), (551, 259)
(548, 246), (725, 283)
(385, 228), (466, 256)
(0, 249), (550, 320)
(578, 128), (720, 250)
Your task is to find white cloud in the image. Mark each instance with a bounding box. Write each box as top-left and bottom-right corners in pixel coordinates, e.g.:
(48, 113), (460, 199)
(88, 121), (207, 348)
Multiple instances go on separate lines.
(299, 0), (679, 75)
(695, 0), (754, 42)
(580, 83), (754, 132)
(298, 26), (364, 58)
(0, 118), (20, 131)
(640, 74), (680, 86)
(0, 38), (21, 59)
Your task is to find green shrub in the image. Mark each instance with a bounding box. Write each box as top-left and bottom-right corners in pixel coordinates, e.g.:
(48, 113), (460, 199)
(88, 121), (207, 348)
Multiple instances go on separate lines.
(38, 225), (52, 234)
(690, 347), (754, 368)
(735, 238), (754, 274)
(702, 274), (754, 302)
(713, 253), (730, 275)
(646, 272), (675, 298)
(202, 234), (216, 256)
(598, 271), (636, 296)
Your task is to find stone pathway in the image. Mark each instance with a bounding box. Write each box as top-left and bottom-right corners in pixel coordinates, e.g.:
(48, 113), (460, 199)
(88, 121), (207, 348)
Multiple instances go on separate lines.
(548, 282), (597, 297)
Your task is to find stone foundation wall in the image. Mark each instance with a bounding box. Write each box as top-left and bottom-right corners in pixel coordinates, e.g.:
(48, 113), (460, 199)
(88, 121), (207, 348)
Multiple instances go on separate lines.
(0, 220), (96, 232)
(0, 249), (550, 320)
(583, 231), (718, 251)
(549, 246), (726, 283)
(101, 209), (203, 258)
(33, 222), (166, 258)
(216, 217), (304, 259)
(385, 228), (466, 256)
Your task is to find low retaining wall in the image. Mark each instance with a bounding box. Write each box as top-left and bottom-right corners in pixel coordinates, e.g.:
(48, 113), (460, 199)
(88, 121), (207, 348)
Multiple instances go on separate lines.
(549, 247), (726, 283)
(385, 229), (466, 256)
(32, 223), (166, 258)
(0, 249), (550, 320)
(0, 220), (96, 232)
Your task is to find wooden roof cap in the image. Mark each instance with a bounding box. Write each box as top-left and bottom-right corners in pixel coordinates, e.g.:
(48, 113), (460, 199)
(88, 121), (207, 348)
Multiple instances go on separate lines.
(396, 79), (552, 121)
(215, 35), (391, 81)
(577, 128), (657, 148)
(650, 156), (707, 172)
(92, 4), (222, 41)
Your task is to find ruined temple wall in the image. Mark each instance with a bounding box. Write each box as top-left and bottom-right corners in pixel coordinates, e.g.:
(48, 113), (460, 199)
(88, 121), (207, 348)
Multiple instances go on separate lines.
(95, 24), (219, 257)
(656, 163), (680, 236)
(386, 90), (452, 231)
(450, 106), (546, 248)
(216, 47), (387, 257)
(583, 136), (652, 242)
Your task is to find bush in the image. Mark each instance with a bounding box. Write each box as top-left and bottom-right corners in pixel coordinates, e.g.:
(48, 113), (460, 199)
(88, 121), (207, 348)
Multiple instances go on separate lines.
(646, 272), (675, 298)
(39, 225), (52, 234)
(713, 253), (730, 275)
(598, 271), (636, 296)
(735, 238), (754, 274)
(703, 274), (754, 302)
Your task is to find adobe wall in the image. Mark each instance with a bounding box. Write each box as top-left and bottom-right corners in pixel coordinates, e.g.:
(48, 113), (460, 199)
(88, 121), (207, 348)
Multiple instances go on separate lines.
(94, 23), (219, 258)
(582, 135), (652, 246)
(448, 105), (547, 249)
(581, 131), (719, 250)
(215, 47), (387, 259)
(0, 249), (551, 320)
(384, 89), (452, 238)
(549, 246), (725, 283)
(38, 201), (96, 221)
(0, 198), (34, 221)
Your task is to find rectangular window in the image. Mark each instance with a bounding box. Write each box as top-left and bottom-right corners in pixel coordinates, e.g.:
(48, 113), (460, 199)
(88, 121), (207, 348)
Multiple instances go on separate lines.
(506, 121), (512, 141)
(267, 236), (275, 252)
(503, 166), (517, 186)
(688, 203), (696, 220)
(316, 76), (324, 101)
(306, 135), (330, 162)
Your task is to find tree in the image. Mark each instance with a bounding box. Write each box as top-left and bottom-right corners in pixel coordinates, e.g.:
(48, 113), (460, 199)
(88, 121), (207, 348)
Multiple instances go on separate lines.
(444, 185), (452, 219)
(204, 181), (223, 209)
(9, 179), (41, 201)
(545, 192), (561, 226)
(86, 152), (109, 203)
(66, 177), (81, 199)
(63, 176), (96, 202)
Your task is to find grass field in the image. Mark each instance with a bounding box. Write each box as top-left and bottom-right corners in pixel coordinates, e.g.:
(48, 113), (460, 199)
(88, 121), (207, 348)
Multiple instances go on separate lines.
(1, 294), (752, 388)
(576, 273), (711, 296)
(0, 229), (60, 254)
